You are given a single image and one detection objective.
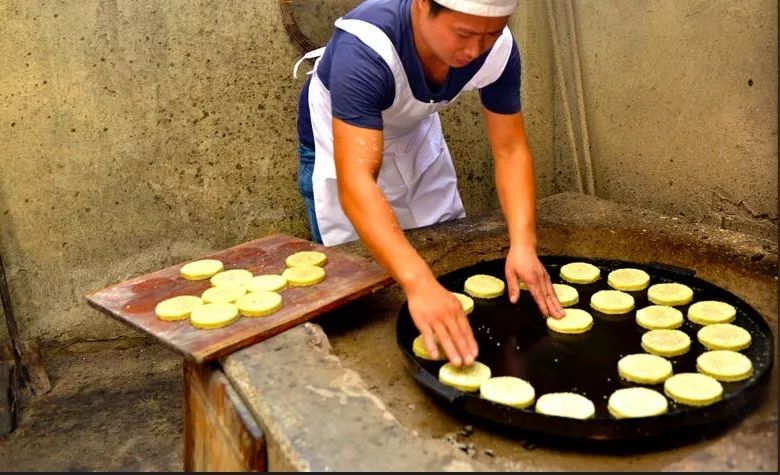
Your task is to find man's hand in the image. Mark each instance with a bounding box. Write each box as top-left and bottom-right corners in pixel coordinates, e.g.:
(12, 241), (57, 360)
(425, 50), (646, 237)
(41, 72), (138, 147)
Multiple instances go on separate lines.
(482, 109), (563, 319)
(332, 118), (478, 367)
(505, 244), (566, 319)
(404, 275), (478, 367)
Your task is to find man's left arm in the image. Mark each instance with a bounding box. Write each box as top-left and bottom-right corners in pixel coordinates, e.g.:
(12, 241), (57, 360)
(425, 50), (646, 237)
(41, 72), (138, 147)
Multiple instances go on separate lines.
(482, 108), (565, 319)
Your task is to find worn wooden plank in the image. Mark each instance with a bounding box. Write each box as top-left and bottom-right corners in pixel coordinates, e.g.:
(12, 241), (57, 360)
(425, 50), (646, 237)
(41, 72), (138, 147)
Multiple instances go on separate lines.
(84, 234), (393, 363)
(183, 361), (265, 472)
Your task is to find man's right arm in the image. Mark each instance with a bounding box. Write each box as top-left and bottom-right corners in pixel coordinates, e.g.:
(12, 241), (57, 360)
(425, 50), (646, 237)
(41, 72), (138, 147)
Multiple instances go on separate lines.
(332, 118), (478, 366)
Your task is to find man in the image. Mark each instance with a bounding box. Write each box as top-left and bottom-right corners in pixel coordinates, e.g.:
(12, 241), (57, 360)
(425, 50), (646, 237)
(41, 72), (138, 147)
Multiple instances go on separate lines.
(295, 0), (565, 367)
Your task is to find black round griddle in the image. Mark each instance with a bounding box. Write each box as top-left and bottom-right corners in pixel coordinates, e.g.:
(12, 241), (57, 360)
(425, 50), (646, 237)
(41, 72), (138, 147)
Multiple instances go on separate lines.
(396, 255), (774, 442)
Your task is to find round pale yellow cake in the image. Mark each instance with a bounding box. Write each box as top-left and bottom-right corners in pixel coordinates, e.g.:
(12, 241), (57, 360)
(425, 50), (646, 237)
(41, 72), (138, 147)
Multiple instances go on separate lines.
(285, 251), (328, 268)
(190, 302), (240, 329)
(236, 291), (283, 317)
(438, 361), (492, 392)
(687, 301), (737, 325)
(590, 290), (634, 314)
(464, 274), (505, 299)
(664, 372), (723, 406)
(553, 283), (579, 307)
(647, 283), (694, 306)
(201, 285), (247, 304)
(696, 350), (753, 382)
(618, 353), (673, 384)
(282, 265), (326, 286)
(546, 308), (593, 334)
(412, 335), (447, 361)
(697, 323), (752, 351)
(210, 269), (253, 288)
(560, 262), (601, 284)
(451, 292), (475, 315)
(535, 393), (595, 420)
(607, 387), (669, 419)
(635, 305), (684, 330)
(479, 376), (536, 409)
(641, 329), (691, 357)
(607, 268), (651, 291)
(246, 274), (288, 293)
(180, 259), (224, 280)
(155, 295), (204, 321)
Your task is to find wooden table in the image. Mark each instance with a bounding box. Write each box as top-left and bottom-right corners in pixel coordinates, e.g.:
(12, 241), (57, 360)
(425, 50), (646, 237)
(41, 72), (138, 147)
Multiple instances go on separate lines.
(84, 234), (392, 470)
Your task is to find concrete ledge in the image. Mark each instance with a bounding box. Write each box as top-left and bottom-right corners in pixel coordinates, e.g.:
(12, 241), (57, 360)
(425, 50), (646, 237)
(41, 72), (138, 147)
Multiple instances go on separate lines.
(222, 323), (491, 471)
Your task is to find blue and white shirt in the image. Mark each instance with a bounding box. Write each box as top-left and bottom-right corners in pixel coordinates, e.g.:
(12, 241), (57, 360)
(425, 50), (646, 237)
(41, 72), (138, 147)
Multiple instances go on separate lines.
(297, 0), (522, 149)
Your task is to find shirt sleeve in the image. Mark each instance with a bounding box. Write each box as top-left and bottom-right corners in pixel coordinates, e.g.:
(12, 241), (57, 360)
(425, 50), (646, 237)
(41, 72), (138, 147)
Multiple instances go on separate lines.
(479, 38), (521, 114)
(328, 32), (395, 130)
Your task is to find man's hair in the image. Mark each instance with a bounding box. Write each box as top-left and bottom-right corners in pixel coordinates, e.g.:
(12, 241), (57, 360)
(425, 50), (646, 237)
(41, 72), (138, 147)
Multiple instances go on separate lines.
(428, 0), (451, 17)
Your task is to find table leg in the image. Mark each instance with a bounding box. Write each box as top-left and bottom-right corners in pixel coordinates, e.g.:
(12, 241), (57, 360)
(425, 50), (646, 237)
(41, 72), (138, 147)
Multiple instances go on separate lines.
(183, 360), (266, 471)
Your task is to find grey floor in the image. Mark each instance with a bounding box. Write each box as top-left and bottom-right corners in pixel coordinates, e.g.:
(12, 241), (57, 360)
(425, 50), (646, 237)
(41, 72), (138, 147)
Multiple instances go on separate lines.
(1, 338), (183, 471)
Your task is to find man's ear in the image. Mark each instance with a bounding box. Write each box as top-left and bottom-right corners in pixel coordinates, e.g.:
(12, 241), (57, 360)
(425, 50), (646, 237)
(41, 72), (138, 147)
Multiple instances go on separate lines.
(417, 0), (429, 16)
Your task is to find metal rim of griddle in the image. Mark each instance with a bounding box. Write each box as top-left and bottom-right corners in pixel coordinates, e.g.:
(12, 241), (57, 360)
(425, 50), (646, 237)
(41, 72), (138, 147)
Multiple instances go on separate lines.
(395, 255), (775, 443)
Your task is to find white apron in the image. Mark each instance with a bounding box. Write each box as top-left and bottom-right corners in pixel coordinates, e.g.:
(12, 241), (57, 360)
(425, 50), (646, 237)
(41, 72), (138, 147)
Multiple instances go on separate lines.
(295, 17), (513, 246)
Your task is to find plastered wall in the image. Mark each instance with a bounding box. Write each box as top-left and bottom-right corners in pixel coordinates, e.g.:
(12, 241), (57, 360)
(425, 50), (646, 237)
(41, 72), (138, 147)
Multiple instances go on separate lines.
(0, 0), (775, 344)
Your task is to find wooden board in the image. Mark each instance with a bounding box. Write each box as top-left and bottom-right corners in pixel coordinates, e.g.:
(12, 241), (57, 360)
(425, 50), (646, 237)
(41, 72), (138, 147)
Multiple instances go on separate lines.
(85, 234), (392, 363)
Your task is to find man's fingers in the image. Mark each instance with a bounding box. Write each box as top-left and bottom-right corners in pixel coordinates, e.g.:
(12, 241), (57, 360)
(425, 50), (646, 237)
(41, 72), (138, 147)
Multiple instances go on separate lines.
(505, 270), (520, 304)
(547, 291), (564, 318)
(445, 309), (476, 366)
(544, 272), (566, 318)
(551, 290), (566, 317)
(526, 278), (551, 317)
(451, 303), (478, 359)
(532, 268), (562, 319)
(432, 321), (462, 367)
(421, 327), (439, 360)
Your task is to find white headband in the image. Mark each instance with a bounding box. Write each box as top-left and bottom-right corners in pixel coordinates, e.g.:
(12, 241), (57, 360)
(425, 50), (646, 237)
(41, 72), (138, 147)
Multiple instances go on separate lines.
(433, 0), (518, 17)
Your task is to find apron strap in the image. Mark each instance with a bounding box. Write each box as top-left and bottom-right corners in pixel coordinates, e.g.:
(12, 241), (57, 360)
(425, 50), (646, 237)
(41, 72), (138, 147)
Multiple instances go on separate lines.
(334, 18), (403, 76)
(293, 47), (327, 79)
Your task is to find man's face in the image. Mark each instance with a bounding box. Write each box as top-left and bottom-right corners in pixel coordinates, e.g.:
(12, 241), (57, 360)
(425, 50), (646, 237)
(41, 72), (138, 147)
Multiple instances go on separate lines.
(418, 0), (509, 68)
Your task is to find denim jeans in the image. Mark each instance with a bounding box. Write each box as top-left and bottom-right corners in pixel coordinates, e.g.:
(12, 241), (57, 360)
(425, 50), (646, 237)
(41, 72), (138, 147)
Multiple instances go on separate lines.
(297, 143), (323, 244)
